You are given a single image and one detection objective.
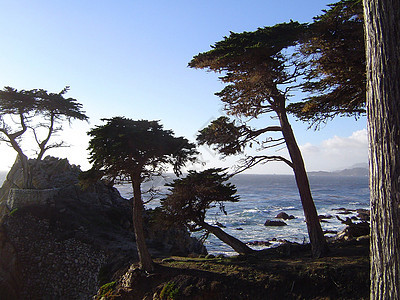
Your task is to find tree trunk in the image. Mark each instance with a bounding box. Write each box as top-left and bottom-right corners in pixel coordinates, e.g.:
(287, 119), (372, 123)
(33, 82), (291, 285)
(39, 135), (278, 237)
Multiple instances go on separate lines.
(19, 154), (32, 189)
(36, 113), (55, 161)
(278, 106), (329, 258)
(199, 221), (254, 255)
(132, 175), (154, 272)
(363, 1), (400, 298)
(5, 134), (32, 189)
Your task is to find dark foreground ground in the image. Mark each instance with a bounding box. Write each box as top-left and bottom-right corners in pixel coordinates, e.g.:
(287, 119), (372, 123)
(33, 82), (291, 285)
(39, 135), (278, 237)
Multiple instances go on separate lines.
(95, 238), (370, 299)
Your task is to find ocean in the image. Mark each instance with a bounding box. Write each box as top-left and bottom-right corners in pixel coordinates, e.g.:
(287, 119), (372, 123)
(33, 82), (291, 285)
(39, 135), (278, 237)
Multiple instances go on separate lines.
(0, 171), (369, 255)
(116, 174), (370, 256)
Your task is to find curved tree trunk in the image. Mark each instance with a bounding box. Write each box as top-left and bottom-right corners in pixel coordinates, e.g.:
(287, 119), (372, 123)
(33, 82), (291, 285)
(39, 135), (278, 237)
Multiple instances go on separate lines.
(4, 128), (32, 189)
(277, 104), (328, 258)
(132, 175), (154, 272)
(363, 1), (400, 298)
(199, 221), (254, 255)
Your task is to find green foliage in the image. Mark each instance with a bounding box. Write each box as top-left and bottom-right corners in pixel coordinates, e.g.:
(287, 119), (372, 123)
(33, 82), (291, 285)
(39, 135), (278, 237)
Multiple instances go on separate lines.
(161, 168), (238, 232)
(86, 117), (198, 183)
(96, 281), (117, 300)
(288, 0), (365, 126)
(160, 281), (179, 300)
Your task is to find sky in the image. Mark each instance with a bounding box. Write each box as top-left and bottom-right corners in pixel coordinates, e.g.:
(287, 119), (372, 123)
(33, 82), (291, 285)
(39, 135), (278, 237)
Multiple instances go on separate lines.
(0, 0), (368, 174)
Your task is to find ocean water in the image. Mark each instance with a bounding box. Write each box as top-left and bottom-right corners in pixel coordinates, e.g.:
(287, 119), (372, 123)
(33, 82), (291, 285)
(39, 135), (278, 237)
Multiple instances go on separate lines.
(116, 174), (370, 256)
(0, 171), (368, 255)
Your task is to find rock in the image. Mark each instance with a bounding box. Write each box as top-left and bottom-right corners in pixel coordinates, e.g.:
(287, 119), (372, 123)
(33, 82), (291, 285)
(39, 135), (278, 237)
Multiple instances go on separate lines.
(247, 241), (271, 246)
(318, 214), (333, 220)
(0, 156), (206, 299)
(334, 222), (370, 241)
(264, 220), (287, 226)
(6, 188), (58, 210)
(336, 216), (354, 225)
(334, 208), (356, 215)
(356, 209), (370, 221)
(0, 227), (21, 299)
(276, 212), (295, 220)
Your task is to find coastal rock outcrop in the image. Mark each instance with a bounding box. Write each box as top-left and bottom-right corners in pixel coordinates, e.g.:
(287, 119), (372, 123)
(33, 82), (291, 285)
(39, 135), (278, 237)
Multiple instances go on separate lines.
(0, 156), (206, 299)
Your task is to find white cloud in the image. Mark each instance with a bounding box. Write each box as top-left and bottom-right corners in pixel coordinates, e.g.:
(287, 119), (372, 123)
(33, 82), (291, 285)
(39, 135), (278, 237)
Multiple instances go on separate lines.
(300, 129), (368, 172)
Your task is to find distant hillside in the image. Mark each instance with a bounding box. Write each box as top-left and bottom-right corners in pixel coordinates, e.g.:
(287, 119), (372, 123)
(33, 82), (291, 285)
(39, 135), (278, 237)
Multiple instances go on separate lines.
(308, 167), (368, 177)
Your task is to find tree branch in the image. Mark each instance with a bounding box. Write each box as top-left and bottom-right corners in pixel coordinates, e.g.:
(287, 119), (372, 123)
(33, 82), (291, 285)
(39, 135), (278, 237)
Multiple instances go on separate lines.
(8, 112), (27, 140)
(232, 155), (293, 175)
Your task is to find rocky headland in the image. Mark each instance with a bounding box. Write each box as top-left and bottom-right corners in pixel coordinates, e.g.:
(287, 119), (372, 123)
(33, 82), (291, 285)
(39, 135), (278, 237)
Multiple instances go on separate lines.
(0, 157), (205, 299)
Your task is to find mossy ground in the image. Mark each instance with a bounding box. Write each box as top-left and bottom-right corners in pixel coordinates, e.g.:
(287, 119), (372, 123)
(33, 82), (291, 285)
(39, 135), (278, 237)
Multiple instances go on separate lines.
(106, 239), (370, 299)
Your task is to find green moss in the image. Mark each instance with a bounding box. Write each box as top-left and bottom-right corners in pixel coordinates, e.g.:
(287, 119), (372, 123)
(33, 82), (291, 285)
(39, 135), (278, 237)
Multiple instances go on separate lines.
(96, 281), (117, 299)
(160, 281), (179, 300)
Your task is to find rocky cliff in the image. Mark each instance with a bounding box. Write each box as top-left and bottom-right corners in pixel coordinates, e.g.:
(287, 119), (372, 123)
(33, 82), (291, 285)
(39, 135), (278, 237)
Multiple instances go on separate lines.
(0, 156), (205, 299)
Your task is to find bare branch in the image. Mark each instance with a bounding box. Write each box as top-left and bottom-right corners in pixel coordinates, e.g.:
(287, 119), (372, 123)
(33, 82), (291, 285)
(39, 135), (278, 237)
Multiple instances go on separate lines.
(232, 155), (293, 176)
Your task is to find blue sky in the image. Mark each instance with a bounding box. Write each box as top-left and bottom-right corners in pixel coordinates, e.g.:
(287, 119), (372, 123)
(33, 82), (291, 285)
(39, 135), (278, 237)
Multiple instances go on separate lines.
(0, 0), (367, 173)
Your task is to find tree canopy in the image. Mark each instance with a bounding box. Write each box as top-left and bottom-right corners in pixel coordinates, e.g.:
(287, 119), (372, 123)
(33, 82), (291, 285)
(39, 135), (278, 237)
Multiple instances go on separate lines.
(190, 1), (366, 128)
(87, 117), (198, 183)
(161, 168), (238, 232)
(288, 0), (365, 126)
(161, 168), (253, 254)
(190, 21), (306, 119)
(0, 86), (88, 188)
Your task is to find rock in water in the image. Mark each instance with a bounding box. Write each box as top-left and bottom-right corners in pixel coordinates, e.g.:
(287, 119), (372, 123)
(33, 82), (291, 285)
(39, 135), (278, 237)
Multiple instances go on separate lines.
(0, 156), (206, 299)
(275, 212), (295, 220)
(264, 220), (287, 226)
